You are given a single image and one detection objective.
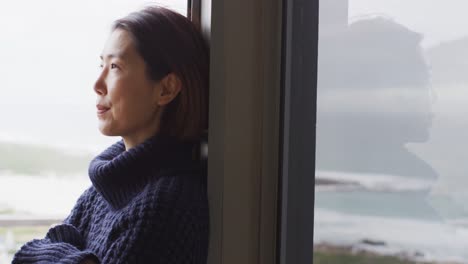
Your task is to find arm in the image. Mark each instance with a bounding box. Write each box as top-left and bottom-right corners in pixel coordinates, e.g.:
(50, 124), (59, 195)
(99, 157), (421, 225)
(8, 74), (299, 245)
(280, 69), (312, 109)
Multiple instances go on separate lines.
(12, 187), (101, 264)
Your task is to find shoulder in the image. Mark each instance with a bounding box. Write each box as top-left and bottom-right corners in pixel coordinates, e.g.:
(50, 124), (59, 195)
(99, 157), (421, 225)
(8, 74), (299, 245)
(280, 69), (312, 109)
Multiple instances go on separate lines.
(146, 169), (207, 209)
(154, 171), (206, 202)
(122, 171), (208, 242)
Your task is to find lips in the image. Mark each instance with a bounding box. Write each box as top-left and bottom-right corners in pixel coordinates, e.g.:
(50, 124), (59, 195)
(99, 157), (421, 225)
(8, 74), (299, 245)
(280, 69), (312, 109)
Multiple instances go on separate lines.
(96, 104), (111, 115)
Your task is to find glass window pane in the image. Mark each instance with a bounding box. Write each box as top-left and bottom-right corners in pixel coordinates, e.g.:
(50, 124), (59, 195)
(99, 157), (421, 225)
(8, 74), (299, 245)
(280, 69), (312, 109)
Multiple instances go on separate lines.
(0, 1), (187, 262)
(315, 0), (468, 263)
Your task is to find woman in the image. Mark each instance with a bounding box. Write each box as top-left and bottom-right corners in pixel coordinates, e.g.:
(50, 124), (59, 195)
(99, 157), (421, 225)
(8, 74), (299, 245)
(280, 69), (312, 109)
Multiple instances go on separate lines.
(12, 6), (209, 264)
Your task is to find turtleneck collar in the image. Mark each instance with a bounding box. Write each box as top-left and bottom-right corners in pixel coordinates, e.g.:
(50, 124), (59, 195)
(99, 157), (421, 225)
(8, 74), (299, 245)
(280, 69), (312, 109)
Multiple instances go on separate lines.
(89, 133), (200, 210)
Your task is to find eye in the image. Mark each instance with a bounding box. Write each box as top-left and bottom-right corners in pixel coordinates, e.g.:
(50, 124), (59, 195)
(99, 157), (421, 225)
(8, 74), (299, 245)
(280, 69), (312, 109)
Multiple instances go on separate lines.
(110, 63), (119, 69)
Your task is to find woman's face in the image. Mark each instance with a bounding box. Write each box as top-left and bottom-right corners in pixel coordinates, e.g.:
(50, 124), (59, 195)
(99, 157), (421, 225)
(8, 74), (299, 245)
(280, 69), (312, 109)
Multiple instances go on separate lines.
(94, 29), (161, 141)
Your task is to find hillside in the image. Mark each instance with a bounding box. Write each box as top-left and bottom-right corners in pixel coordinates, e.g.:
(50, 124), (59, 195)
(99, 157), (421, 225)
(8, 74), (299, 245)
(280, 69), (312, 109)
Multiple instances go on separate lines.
(0, 142), (93, 176)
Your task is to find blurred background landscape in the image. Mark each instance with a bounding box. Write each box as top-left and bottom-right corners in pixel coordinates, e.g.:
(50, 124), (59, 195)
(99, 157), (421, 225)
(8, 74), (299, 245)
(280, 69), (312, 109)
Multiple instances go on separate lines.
(0, 0), (186, 262)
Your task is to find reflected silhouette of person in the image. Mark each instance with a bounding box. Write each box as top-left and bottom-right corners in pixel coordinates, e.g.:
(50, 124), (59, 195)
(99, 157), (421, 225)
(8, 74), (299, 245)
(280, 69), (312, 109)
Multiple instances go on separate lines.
(316, 17), (437, 181)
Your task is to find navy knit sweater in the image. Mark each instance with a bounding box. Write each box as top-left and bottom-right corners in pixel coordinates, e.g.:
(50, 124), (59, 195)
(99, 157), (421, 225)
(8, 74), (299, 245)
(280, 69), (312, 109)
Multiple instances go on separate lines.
(12, 133), (209, 264)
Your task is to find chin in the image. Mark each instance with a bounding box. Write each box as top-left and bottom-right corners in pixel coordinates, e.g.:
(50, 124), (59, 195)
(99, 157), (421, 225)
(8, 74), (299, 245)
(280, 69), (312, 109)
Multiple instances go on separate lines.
(98, 125), (119, 137)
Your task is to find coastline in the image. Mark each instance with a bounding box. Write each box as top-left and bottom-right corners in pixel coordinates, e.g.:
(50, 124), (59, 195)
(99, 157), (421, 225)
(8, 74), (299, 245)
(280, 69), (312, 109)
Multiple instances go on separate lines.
(314, 243), (464, 264)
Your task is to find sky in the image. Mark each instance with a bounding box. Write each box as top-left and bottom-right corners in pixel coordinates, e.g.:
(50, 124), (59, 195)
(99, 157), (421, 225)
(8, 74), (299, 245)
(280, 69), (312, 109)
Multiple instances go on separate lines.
(1, 0), (468, 152)
(349, 0), (468, 47)
(0, 0), (187, 151)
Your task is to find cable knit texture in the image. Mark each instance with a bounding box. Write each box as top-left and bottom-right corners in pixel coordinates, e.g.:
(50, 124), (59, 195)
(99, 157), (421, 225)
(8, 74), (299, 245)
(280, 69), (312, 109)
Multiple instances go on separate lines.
(12, 133), (209, 264)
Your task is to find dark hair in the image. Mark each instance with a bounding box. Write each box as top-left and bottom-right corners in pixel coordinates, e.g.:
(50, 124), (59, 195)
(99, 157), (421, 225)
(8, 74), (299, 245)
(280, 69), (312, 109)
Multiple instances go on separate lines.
(112, 6), (209, 140)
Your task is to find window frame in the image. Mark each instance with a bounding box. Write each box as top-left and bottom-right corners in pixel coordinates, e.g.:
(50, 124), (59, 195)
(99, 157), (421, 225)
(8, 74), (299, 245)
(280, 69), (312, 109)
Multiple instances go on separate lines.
(199, 0), (284, 263)
(187, 0), (201, 29)
(278, 0), (319, 263)
(198, 0), (319, 263)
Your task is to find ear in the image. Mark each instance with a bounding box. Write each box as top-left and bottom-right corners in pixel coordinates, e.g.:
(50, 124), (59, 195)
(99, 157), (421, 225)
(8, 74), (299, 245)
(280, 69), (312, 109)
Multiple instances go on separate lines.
(154, 73), (182, 106)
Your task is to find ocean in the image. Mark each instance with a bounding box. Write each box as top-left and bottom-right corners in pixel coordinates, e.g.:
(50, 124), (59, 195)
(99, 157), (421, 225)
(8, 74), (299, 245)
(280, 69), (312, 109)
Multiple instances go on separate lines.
(315, 170), (468, 263)
(0, 173), (91, 217)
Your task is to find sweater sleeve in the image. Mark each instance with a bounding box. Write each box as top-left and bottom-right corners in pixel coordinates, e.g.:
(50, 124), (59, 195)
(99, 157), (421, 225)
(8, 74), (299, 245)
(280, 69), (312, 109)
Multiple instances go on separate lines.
(100, 175), (209, 264)
(12, 187), (101, 264)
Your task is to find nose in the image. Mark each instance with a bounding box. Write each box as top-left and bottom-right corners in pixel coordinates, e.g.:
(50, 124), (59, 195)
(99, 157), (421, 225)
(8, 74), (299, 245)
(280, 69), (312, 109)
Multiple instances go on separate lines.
(94, 69), (107, 95)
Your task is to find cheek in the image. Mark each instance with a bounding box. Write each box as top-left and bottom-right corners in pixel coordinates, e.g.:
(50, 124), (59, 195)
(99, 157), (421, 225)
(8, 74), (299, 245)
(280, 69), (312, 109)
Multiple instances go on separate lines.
(112, 91), (154, 124)
(108, 74), (157, 118)
(112, 98), (137, 125)
(108, 78), (133, 112)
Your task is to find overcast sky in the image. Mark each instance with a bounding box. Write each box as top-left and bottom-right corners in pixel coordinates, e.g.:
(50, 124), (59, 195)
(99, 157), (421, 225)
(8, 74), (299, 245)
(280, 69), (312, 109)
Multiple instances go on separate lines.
(350, 0), (468, 47)
(1, 0), (467, 151)
(0, 0), (187, 150)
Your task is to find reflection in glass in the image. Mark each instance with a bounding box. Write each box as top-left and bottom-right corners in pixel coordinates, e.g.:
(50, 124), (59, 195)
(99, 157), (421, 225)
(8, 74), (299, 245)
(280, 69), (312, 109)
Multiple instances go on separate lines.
(317, 17), (436, 180)
(314, 0), (468, 263)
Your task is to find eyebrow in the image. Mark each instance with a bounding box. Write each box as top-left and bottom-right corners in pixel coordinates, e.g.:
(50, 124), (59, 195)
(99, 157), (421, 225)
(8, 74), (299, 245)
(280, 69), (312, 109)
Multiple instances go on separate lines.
(99, 53), (126, 60)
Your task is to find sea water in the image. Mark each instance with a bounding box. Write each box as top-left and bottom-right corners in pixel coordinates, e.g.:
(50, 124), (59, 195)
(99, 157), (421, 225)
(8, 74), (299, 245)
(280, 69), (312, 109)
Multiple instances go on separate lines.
(315, 170), (468, 263)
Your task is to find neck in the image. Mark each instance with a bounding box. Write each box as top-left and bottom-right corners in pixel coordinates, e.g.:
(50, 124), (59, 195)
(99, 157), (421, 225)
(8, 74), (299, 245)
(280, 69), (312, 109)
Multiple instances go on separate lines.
(88, 132), (200, 209)
(122, 111), (163, 150)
